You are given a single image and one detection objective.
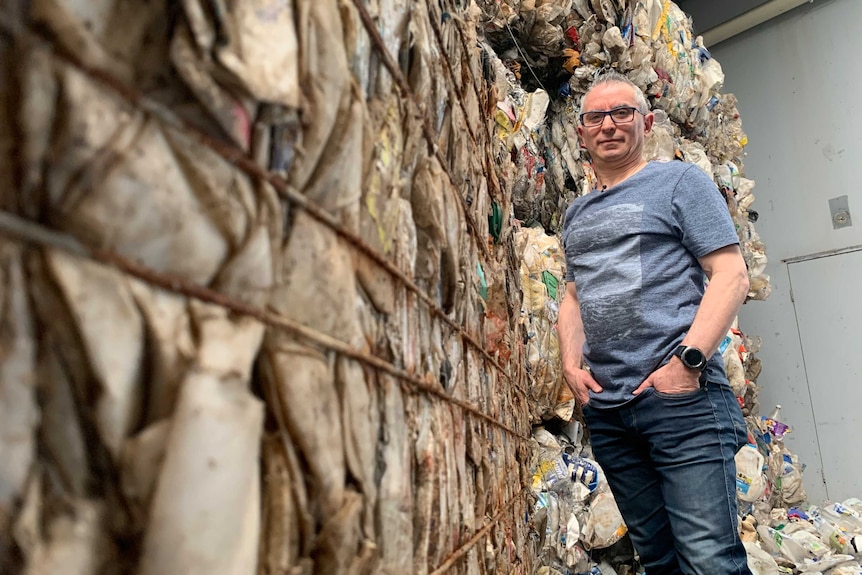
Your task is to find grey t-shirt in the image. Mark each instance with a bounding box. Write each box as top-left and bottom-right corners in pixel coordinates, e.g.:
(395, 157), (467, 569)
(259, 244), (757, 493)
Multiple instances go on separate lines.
(562, 161), (740, 409)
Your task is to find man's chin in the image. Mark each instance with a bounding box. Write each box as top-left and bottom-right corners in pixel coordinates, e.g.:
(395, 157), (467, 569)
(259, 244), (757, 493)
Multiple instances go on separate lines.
(595, 144), (626, 155)
(594, 151), (625, 163)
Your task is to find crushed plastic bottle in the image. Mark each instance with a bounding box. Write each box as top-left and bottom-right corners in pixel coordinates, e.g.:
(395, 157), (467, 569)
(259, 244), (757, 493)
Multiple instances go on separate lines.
(763, 405), (790, 439)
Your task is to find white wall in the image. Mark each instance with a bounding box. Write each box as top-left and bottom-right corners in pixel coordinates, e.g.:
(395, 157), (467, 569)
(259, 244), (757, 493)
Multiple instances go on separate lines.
(711, 0), (862, 504)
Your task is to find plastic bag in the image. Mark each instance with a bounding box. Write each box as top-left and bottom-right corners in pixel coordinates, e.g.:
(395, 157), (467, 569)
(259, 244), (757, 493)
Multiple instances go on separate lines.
(744, 541), (780, 575)
(757, 525), (812, 564)
(582, 490), (627, 550)
(736, 444), (768, 502)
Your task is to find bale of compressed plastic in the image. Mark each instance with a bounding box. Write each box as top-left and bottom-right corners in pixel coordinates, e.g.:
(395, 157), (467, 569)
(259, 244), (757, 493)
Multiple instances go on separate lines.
(515, 226), (567, 421)
(0, 1), (537, 573)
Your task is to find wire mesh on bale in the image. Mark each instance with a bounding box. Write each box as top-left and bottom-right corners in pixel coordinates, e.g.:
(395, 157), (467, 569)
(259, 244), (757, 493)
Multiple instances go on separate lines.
(0, 1), (538, 574)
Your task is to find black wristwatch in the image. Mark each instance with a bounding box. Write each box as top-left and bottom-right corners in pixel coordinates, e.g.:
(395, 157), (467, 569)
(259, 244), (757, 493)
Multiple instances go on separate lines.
(672, 345), (708, 371)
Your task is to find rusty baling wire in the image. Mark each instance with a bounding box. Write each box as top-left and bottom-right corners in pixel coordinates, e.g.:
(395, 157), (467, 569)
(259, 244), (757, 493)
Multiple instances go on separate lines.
(0, 210), (531, 442)
(429, 491), (526, 575)
(425, 7), (503, 202)
(425, 3), (481, 152)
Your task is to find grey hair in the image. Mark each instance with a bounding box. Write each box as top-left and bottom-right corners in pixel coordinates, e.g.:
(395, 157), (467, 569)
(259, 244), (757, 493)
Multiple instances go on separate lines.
(578, 71), (650, 116)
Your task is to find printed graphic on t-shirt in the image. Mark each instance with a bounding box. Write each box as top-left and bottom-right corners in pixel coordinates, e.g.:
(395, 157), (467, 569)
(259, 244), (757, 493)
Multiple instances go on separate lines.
(566, 203), (647, 344)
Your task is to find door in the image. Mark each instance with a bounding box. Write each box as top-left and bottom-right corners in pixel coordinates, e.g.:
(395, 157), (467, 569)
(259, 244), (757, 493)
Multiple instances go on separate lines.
(788, 248), (862, 501)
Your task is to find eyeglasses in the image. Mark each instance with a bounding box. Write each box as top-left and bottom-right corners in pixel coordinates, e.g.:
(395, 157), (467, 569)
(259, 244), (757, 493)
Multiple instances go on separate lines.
(579, 106), (643, 127)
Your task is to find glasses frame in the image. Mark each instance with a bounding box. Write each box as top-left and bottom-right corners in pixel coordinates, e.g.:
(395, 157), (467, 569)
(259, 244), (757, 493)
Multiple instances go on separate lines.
(579, 106), (644, 127)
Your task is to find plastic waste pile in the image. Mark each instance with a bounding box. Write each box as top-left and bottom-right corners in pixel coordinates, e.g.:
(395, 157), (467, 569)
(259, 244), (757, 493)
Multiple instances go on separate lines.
(736, 404), (808, 526)
(741, 496), (862, 574)
(721, 326), (862, 575)
(531, 427), (635, 575)
(722, 323), (765, 417)
(736, 403), (862, 575)
(516, 225), (638, 573)
(478, 0), (771, 301)
(713, 325), (862, 572)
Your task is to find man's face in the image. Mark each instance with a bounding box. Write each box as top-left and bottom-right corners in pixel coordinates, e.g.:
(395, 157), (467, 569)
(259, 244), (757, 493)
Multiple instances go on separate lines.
(577, 82), (654, 166)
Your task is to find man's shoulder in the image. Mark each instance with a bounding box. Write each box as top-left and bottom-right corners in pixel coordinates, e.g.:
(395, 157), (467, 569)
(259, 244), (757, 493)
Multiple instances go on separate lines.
(640, 161), (715, 196)
(644, 160), (695, 179)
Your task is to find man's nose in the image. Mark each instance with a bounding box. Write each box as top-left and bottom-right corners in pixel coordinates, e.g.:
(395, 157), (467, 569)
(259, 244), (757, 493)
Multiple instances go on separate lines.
(600, 114), (616, 129)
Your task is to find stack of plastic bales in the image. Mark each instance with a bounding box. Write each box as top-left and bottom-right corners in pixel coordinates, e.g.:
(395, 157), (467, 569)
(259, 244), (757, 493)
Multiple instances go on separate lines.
(478, 0), (796, 571)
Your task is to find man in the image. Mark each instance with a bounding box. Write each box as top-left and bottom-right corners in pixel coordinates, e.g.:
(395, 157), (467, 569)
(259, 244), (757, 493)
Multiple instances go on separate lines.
(558, 71), (753, 575)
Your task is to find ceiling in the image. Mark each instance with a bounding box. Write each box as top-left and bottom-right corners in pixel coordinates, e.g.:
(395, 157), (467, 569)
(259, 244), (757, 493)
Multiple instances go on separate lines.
(676, 0), (818, 45)
(676, 0), (773, 34)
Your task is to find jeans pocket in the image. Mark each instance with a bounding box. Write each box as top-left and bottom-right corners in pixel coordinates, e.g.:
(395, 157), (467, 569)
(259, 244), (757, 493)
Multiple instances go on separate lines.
(652, 388), (706, 406)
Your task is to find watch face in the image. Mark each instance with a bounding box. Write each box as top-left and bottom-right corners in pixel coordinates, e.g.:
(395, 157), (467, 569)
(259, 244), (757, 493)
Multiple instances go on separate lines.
(682, 347), (707, 369)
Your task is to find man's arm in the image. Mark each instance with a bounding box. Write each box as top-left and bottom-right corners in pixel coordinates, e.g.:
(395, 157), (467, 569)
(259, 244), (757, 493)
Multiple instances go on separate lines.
(634, 244), (750, 394)
(559, 281), (603, 404)
(683, 244), (751, 356)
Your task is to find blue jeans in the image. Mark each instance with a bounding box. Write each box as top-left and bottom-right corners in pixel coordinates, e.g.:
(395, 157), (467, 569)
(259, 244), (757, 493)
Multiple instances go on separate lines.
(582, 382), (752, 575)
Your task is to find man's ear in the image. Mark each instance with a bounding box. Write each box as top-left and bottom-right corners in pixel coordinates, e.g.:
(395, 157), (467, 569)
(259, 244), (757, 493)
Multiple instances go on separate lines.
(643, 112), (655, 134)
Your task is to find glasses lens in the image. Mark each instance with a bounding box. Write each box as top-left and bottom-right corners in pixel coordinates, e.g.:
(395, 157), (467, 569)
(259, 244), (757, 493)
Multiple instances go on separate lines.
(582, 112), (605, 126)
(611, 107), (635, 122)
